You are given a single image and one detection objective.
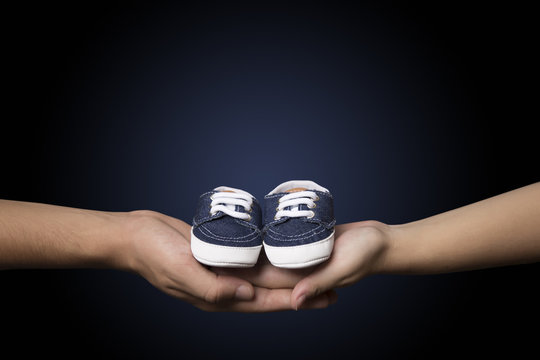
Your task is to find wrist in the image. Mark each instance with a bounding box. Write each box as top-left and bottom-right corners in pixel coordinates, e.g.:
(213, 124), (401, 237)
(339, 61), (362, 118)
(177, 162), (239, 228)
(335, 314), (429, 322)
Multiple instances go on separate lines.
(375, 221), (428, 275)
(77, 210), (133, 270)
(348, 220), (396, 277)
(107, 210), (164, 273)
(369, 222), (411, 275)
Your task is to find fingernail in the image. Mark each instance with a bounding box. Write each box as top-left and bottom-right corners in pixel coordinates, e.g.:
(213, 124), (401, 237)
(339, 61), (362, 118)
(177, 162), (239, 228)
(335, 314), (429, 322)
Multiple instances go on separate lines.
(235, 285), (253, 301)
(296, 295), (306, 310)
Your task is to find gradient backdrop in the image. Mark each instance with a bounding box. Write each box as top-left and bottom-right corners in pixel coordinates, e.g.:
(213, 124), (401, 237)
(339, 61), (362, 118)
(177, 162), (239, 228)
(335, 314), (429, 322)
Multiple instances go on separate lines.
(2, 1), (539, 358)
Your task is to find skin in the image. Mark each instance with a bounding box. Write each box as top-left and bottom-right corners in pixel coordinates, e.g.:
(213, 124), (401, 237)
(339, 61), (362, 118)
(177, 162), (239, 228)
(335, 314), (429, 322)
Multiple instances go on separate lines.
(1, 182), (538, 311)
(0, 201), (335, 312)
(217, 182), (540, 309)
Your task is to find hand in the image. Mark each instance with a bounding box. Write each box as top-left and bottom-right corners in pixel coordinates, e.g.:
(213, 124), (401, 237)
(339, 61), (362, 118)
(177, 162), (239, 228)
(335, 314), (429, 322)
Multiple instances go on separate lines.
(123, 211), (336, 312)
(213, 251), (339, 310)
(290, 221), (391, 309)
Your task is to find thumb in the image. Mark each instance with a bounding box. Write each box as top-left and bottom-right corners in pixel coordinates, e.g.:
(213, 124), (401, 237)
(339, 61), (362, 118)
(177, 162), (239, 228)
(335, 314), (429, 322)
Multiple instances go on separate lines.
(291, 265), (341, 310)
(196, 270), (255, 304)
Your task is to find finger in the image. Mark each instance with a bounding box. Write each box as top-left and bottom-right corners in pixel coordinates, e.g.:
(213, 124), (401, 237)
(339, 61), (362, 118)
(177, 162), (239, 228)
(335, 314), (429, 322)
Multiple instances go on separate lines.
(299, 289), (339, 310)
(150, 266), (256, 305)
(231, 287), (294, 312)
(291, 261), (346, 309)
(160, 286), (201, 304)
(212, 255), (312, 289)
(197, 287), (338, 313)
(213, 251), (315, 289)
(213, 287), (314, 312)
(161, 285), (288, 313)
(182, 264), (256, 304)
(192, 287), (293, 312)
(154, 214), (257, 303)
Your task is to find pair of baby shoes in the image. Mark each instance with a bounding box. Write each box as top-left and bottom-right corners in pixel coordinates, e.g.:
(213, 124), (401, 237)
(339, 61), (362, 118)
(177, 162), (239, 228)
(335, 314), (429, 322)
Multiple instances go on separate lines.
(190, 180), (335, 269)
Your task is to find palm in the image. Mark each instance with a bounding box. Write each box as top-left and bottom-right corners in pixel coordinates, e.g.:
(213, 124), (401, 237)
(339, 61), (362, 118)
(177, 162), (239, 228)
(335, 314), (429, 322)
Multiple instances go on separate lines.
(216, 221), (388, 290)
(213, 251), (316, 289)
(129, 211), (336, 311)
(321, 221), (389, 286)
(286, 221), (389, 308)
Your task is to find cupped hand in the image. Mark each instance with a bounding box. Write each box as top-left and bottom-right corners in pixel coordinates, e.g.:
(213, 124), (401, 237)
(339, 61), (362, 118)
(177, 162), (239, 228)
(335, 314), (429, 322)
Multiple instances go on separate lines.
(121, 211), (336, 312)
(213, 251), (338, 310)
(290, 220), (391, 309)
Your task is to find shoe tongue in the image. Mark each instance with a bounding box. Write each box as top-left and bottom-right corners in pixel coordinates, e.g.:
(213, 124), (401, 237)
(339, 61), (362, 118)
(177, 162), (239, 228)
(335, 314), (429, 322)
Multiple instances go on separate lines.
(285, 188), (307, 212)
(285, 187), (307, 193)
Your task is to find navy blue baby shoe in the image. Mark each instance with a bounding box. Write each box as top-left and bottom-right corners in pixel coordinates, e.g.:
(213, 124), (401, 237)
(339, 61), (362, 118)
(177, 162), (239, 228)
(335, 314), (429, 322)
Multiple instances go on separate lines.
(191, 186), (263, 267)
(263, 180), (335, 268)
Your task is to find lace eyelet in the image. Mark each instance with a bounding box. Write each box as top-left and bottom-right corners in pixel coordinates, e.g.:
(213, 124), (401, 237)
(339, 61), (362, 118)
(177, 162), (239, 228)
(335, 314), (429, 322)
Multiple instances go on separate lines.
(308, 203), (317, 209)
(314, 196), (320, 201)
(275, 207), (280, 212)
(245, 215), (252, 221)
(274, 215), (280, 221)
(307, 211), (315, 219)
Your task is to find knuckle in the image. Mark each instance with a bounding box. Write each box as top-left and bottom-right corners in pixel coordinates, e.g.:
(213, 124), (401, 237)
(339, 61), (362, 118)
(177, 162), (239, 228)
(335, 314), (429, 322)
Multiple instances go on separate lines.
(204, 286), (220, 304)
(310, 284), (322, 297)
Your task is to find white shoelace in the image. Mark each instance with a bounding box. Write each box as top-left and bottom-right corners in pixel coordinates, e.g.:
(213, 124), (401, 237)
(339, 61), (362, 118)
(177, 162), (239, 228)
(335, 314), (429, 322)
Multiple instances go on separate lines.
(275, 191), (319, 220)
(210, 191), (253, 220)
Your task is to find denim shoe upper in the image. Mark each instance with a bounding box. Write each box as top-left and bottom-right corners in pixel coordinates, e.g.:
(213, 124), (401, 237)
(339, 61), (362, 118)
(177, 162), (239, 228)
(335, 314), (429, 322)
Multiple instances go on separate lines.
(262, 181), (335, 247)
(192, 187), (262, 248)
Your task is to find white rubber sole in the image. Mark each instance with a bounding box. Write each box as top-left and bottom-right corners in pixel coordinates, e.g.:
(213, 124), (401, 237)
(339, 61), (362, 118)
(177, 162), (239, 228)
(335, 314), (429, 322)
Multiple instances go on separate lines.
(190, 227), (262, 268)
(263, 230), (335, 269)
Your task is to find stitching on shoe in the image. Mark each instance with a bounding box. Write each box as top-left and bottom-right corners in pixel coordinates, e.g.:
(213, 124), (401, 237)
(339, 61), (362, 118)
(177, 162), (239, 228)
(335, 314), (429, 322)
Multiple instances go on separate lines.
(264, 226), (330, 242)
(267, 224), (322, 238)
(198, 224), (260, 242)
(193, 242), (262, 250)
(199, 225), (259, 241)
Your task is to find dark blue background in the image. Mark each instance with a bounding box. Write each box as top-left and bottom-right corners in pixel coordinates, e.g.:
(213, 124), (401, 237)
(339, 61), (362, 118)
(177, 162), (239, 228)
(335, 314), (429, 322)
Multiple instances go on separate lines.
(2, 1), (538, 358)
